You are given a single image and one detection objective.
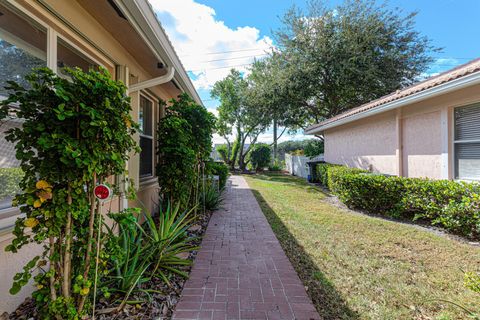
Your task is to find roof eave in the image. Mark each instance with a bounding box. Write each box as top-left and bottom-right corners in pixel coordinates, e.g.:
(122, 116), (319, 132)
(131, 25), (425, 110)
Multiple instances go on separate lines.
(305, 70), (480, 135)
(114, 0), (203, 106)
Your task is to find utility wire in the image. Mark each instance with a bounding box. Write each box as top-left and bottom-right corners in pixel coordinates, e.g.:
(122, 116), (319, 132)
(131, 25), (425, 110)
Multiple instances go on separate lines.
(183, 53), (269, 64)
(180, 46), (274, 57)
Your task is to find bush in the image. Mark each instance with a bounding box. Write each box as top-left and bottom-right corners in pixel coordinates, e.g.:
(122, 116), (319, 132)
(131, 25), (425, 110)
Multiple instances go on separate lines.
(1, 67), (138, 318)
(268, 159), (284, 172)
(157, 94), (216, 207)
(206, 160), (229, 189)
(304, 139), (324, 157)
(317, 163), (480, 239)
(249, 143), (271, 171)
(201, 183), (223, 211)
(216, 145), (229, 163)
(0, 167), (23, 200)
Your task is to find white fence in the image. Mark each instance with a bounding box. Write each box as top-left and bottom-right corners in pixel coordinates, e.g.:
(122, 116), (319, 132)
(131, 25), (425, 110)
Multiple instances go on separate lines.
(285, 154), (309, 178)
(285, 154), (325, 180)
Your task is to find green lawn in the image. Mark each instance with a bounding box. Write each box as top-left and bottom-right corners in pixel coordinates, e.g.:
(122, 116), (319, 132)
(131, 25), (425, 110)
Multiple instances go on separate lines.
(244, 173), (480, 320)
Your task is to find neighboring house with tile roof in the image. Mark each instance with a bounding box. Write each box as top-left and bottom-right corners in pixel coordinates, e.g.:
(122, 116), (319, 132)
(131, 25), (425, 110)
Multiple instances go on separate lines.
(305, 59), (480, 181)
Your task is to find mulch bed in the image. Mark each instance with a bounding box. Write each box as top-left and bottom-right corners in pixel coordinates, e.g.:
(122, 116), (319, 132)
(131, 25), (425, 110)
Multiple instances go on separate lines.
(6, 209), (214, 320)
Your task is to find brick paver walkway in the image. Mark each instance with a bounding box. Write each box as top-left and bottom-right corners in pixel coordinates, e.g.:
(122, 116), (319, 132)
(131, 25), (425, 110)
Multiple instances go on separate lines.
(173, 175), (320, 320)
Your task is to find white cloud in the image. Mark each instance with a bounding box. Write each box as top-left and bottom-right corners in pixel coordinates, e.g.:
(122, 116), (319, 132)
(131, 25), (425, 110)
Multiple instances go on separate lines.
(150, 0), (274, 90)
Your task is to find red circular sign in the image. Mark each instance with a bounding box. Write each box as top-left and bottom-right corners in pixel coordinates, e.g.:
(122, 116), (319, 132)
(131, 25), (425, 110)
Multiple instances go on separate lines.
(94, 184), (111, 200)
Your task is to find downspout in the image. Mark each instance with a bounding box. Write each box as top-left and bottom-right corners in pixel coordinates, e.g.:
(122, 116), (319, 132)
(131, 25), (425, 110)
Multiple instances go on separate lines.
(396, 109), (403, 177)
(118, 67), (175, 211)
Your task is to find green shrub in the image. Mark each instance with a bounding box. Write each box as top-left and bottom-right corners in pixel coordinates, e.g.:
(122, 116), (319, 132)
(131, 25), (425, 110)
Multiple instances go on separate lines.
(201, 183), (223, 211)
(304, 139), (324, 157)
(249, 143), (271, 171)
(317, 163), (480, 239)
(206, 160), (229, 189)
(268, 159), (284, 171)
(157, 94), (216, 207)
(216, 145), (229, 163)
(0, 167), (23, 200)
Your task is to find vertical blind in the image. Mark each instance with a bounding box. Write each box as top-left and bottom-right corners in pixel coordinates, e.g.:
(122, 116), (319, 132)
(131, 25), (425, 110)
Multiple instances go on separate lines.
(454, 103), (480, 180)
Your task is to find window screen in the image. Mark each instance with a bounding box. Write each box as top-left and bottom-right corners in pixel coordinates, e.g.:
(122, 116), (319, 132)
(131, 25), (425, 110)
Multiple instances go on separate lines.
(454, 103), (480, 180)
(139, 96), (154, 178)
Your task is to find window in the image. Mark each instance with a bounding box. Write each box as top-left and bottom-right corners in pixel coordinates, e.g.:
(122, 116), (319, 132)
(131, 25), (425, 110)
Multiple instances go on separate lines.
(0, 3), (47, 97)
(139, 95), (154, 178)
(0, 4), (46, 212)
(57, 37), (97, 76)
(454, 103), (480, 180)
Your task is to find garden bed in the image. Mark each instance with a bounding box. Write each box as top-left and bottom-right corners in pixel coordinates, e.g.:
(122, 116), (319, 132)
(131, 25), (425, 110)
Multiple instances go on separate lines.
(7, 209), (214, 320)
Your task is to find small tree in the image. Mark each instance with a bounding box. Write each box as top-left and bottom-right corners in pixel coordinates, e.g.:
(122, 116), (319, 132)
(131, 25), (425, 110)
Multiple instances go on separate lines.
(157, 94), (215, 208)
(249, 144), (271, 172)
(1, 67), (138, 318)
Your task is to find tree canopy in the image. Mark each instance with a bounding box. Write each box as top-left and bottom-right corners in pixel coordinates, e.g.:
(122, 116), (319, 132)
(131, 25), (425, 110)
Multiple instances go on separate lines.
(267, 0), (438, 125)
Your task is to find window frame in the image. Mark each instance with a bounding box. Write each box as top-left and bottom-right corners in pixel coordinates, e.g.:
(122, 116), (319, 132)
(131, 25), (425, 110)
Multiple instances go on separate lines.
(0, 2), (114, 226)
(138, 93), (155, 181)
(453, 103), (480, 181)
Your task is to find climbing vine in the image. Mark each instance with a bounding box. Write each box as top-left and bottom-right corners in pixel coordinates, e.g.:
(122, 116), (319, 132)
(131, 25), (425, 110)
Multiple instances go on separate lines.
(0, 67), (138, 319)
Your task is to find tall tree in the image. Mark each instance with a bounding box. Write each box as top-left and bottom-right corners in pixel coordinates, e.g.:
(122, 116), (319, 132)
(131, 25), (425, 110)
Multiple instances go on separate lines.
(211, 69), (270, 171)
(247, 55), (307, 161)
(273, 0), (439, 125)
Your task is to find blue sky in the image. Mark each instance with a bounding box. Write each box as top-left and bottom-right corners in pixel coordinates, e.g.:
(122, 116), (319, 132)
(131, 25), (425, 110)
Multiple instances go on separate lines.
(149, 0), (480, 143)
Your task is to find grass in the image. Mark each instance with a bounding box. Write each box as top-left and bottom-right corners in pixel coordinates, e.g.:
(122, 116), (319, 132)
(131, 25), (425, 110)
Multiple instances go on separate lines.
(244, 173), (480, 320)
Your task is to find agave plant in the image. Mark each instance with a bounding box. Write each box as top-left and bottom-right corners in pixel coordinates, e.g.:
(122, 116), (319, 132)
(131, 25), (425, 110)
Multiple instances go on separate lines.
(202, 183), (224, 211)
(100, 203), (198, 311)
(143, 202), (198, 285)
(102, 210), (155, 310)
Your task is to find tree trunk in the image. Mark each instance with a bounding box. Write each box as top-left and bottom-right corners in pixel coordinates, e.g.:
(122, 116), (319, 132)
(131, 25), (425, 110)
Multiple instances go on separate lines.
(273, 118), (278, 162)
(230, 126), (241, 170)
(62, 185), (73, 298)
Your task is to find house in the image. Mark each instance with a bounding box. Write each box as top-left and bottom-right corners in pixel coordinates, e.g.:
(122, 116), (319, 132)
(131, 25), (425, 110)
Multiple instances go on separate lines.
(0, 0), (200, 313)
(305, 59), (480, 181)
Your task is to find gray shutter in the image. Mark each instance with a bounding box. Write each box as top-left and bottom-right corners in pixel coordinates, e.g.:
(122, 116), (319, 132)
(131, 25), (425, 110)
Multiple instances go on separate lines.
(455, 103), (480, 180)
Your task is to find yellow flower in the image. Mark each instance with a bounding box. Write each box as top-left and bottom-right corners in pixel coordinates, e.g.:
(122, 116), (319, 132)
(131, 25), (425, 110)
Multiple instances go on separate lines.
(33, 199), (42, 208)
(24, 218), (39, 228)
(80, 287), (90, 296)
(36, 284), (43, 290)
(123, 115), (131, 128)
(36, 180), (52, 190)
(37, 190), (52, 202)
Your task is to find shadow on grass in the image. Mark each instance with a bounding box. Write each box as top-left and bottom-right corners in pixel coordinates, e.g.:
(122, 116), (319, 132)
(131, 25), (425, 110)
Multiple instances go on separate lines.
(250, 188), (360, 320)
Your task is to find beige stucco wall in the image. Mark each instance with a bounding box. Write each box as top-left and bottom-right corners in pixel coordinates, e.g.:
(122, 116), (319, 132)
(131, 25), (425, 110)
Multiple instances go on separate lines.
(402, 111), (442, 178)
(0, 0), (183, 313)
(323, 84), (480, 180)
(324, 111), (399, 175)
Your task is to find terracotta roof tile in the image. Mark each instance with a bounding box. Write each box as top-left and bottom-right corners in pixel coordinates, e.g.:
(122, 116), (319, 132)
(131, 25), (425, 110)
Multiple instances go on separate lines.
(306, 58), (480, 132)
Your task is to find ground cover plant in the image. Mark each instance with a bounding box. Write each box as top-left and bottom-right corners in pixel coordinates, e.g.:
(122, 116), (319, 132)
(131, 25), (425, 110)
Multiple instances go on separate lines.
(245, 173), (480, 319)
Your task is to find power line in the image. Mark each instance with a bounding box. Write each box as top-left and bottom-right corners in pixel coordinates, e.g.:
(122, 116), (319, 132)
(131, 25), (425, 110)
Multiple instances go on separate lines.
(189, 62), (254, 72)
(180, 46), (274, 57)
(184, 53), (269, 64)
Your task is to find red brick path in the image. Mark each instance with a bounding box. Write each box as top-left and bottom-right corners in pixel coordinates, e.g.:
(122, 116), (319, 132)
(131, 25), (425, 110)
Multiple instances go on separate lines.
(172, 175), (320, 320)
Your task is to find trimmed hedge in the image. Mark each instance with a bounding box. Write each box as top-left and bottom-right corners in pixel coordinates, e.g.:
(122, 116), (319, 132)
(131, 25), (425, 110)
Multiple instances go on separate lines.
(317, 163), (480, 239)
(206, 160), (229, 189)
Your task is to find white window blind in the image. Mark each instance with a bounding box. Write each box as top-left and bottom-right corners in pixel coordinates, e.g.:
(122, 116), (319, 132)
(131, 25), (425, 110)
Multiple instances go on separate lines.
(454, 103), (480, 180)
